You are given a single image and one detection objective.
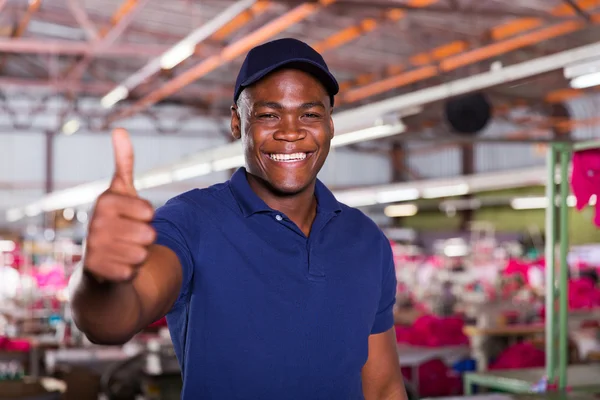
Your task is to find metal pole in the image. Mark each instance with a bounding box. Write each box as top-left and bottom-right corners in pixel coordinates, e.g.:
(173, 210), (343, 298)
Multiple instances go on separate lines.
(544, 144), (557, 384)
(558, 146), (571, 390)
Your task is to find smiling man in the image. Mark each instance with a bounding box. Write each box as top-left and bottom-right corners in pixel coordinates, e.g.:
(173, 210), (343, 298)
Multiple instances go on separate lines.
(71, 38), (407, 400)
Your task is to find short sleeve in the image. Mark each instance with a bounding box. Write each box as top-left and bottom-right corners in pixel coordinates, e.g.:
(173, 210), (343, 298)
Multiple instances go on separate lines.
(371, 237), (397, 334)
(152, 197), (195, 306)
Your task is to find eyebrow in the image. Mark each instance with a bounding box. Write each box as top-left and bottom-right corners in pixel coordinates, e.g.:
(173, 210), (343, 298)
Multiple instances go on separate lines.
(253, 101), (326, 110)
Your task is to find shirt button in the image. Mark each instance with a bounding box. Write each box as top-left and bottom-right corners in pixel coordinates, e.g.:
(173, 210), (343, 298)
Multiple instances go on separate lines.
(275, 215), (283, 221)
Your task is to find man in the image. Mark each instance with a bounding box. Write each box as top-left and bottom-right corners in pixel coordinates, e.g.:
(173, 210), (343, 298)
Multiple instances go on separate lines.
(71, 38), (406, 400)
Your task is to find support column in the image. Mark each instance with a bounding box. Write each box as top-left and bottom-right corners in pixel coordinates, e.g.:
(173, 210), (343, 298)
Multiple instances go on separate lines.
(44, 130), (55, 229)
(390, 142), (407, 227)
(459, 143), (474, 231)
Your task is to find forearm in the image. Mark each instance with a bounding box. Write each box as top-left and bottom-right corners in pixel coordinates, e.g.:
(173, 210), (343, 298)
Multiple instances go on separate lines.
(70, 267), (144, 345)
(380, 385), (408, 400)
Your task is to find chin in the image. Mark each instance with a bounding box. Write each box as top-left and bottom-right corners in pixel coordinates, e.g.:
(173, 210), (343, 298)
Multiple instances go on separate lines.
(269, 181), (312, 197)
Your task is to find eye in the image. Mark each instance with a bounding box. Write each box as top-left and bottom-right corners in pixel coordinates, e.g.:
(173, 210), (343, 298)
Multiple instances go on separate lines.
(258, 113), (277, 119)
(303, 113), (321, 118)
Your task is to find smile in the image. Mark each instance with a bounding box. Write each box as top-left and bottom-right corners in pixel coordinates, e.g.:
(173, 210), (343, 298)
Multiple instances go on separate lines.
(268, 152), (309, 162)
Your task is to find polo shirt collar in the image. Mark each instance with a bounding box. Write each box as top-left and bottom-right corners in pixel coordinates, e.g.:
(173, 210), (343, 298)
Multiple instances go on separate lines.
(230, 167), (342, 217)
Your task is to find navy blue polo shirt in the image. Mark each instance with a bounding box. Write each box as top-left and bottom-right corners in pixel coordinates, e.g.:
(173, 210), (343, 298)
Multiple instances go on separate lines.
(152, 167), (397, 400)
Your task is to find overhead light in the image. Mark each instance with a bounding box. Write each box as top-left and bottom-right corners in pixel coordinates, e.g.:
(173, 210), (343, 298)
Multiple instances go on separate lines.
(511, 196), (548, 210)
(101, 85), (129, 108)
(77, 211), (88, 223)
(571, 71), (600, 89)
(384, 204), (418, 218)
(62, 119), (81, 136)
(335, 191), (378, 208)
(564, 57), (600, 80)
(160, 42), (196, 70)
(212, 155), (246, 171)
(62, 208), (75, 221)
(330, 123), (406, 147)
(422, 183), (469, 199)
(6, 209), (23, 222)
(444, 243), (469, 257)
(172, 163), (212, 181)
(135, 173), (173, 190)
(0, 240), (16, 252)
(511, 194), (597, 210)
(376, 188), (419, 203)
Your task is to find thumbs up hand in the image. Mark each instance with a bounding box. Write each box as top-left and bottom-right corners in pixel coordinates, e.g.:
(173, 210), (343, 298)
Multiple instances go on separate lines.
(83, 129), (157, 282)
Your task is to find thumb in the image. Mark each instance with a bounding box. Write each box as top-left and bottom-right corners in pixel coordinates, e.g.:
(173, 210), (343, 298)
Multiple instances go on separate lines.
(110, 128), (137, 196)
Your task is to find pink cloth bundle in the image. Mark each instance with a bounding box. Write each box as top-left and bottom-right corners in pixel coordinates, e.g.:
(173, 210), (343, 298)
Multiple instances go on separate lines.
(570, 148), (600, 227)
(395, 315), (469, 347)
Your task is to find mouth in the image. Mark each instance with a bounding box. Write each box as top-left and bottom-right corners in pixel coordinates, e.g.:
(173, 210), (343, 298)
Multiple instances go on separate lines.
(266, 152), (313, 163)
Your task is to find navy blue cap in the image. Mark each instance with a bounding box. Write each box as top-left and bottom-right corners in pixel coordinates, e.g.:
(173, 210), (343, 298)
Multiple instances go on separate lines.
(234, 38), (339, 106)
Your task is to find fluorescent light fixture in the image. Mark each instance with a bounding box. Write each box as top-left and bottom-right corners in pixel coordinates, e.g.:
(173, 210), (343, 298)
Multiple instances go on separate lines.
(25, 204), (42, 217)
(62, 119), (80, 136)
(63, 208), (75, 221)
(160, 42), (196, 70)
(571, 71), (600, 89)
(172, 163), (212, 181)
(212, 155), (246, 171)
(101, 85), (129, 108)
(330, 123), (406, 147)
(376, 188), (419, 203)
(6, 209), (23, 223)
(512, 194), (596, 210)
(564, 57), (600, 79)
(444, 244), (469, 257)
(335, 191), (378, 208)
(135, 173), (173, 190)
(384, 204), (418, 217)
(511, 196), (548, 210)
(422, 183), (469, 199)
(0, 240), (16, 252)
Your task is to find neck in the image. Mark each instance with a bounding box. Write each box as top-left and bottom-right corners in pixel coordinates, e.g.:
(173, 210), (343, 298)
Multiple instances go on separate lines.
(246, 174), (318, 235)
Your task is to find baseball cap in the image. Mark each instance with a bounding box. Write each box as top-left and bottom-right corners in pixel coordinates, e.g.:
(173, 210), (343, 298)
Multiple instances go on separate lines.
(234, 38), (339, 106)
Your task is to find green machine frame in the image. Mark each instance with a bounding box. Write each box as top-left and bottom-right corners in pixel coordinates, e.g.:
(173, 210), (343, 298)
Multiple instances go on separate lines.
(464, 139), (600, 395)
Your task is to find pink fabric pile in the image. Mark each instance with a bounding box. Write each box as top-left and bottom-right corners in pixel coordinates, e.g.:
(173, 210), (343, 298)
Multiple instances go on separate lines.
(570, 148), (600, 227)
(0, 337), (31, 352)
(489, 342), (545, 370)
(401, 359), (463, 397)
(395, 315), (469, 347)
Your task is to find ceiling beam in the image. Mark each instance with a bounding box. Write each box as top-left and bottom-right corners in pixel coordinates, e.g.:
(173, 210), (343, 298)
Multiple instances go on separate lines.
(311, 0), (440, 53)
(0, 77), (233, 102)
(63, 0), (151, 82)
(98, 0), (261, 110)
(0, 0), (43, 71)
(0, 38), (182, 57)
(66, 0), (100, 41)
(337, 0), (599, 97)
(340, 13), (600, 103)
(562, 0), (594, 22)
(109, 0), (337, 122)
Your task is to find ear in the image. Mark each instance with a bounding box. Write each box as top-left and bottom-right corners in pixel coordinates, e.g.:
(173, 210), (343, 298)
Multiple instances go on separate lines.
(230, 104), (241, 140)
(328, 107), (335, 139)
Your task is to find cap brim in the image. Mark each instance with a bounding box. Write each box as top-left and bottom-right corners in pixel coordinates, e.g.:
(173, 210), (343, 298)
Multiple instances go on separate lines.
(239, 58), (339, 104)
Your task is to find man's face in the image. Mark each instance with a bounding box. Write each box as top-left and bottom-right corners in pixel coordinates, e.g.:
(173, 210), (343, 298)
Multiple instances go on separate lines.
(231, 69), (334, 196)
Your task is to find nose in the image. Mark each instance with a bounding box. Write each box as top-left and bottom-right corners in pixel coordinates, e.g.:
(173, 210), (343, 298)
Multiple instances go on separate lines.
(273, 116), (307, 142)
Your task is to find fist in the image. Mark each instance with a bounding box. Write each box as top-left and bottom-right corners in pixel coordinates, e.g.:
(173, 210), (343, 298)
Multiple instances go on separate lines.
(83, 129), (156, 281)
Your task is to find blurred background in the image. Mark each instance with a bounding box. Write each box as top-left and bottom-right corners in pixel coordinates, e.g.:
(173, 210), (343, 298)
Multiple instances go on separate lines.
(1, 0), (600, 399)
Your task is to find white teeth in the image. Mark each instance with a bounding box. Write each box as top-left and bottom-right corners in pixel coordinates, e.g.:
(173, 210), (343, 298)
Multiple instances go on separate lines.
(269, 152), (307, 162)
